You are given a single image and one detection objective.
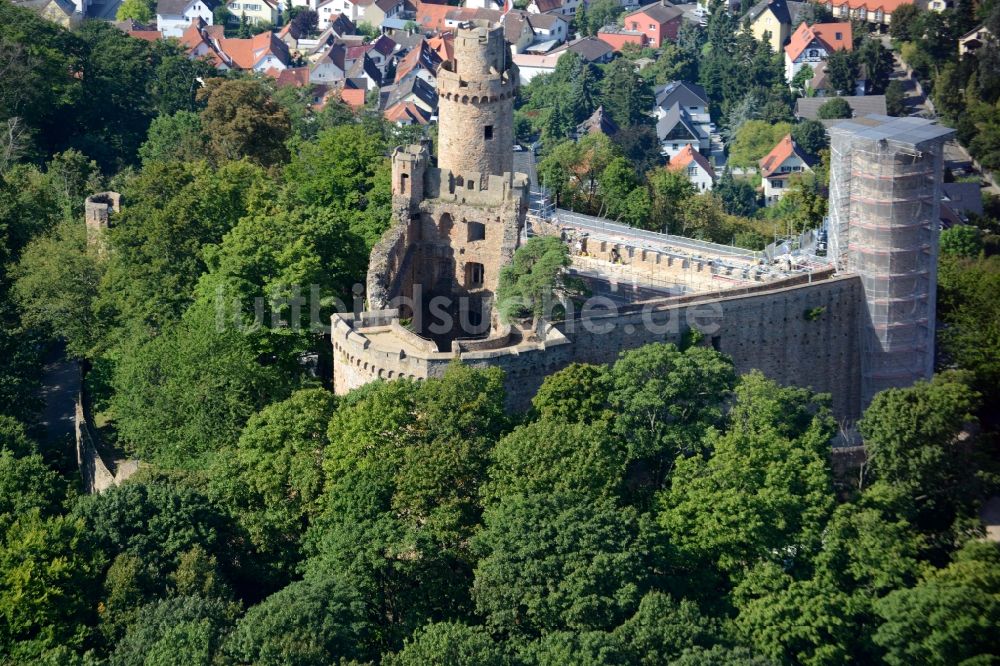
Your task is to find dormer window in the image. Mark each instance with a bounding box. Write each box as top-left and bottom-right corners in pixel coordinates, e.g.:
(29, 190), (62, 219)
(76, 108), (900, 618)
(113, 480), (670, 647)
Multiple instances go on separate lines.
(835, 31), (842, 39)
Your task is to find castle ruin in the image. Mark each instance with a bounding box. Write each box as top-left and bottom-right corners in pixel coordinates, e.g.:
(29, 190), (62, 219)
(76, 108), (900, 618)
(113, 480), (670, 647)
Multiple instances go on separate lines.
(366, 20), (527, 346)
(335, 19), (954, 422)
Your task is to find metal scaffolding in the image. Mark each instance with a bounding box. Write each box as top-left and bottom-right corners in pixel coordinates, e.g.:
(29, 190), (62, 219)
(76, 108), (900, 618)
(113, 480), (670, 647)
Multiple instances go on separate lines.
(827, 115), (955, 407)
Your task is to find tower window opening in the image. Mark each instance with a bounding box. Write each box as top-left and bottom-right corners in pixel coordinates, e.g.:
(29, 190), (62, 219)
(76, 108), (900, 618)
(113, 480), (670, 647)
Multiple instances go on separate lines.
(465, 262), (485, 288)
(467, 221), (486, 241)
(468, 180), (475, 190)
(400, 173), (409, 193)
(485, 125), (494, 140)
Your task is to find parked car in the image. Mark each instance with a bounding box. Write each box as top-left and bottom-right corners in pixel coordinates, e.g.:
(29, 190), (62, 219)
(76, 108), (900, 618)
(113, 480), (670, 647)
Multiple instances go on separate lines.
(513, 144), (525, 152)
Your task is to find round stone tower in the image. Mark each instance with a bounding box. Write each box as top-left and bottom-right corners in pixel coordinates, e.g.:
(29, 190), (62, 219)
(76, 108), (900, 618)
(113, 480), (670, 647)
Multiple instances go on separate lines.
(436, 20), (518, 178)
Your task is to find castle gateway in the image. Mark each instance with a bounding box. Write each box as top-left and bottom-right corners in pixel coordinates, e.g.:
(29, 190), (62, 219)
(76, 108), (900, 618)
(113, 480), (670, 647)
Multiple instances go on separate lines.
(334, 19), (954, 422)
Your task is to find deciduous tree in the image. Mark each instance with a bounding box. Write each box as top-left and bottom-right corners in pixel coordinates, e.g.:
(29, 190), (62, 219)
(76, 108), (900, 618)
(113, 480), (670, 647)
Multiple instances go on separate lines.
(197, 79), (291, 167)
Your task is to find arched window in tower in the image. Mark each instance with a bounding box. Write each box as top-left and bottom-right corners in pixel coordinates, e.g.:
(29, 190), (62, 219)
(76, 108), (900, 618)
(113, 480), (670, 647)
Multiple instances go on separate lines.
(399, 173), (409, 194)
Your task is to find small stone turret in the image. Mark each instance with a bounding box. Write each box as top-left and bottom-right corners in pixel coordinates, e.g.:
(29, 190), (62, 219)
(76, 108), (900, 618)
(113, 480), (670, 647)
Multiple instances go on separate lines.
(391, 141), (430, 207)
(436, 20), (518, 178)
(84, 192), (121, 246)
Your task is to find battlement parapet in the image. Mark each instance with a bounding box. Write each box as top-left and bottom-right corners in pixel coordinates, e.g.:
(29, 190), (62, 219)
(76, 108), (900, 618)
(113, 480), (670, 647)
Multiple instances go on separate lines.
(332, 309), (571, 398)
(437, 71), (517, 102)
(423, 167), (528, 207)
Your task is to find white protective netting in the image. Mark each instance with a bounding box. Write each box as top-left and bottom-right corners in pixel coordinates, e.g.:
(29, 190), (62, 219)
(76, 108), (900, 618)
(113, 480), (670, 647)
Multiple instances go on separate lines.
(827, 118), (949, 405)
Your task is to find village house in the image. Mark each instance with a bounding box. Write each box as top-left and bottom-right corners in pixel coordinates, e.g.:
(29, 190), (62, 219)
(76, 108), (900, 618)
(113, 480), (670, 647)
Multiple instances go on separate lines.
(365, 33), (399, 75)
(414, 0), (453, 33)
(517, 11), (569, 49)
(314, 4), (357, 32)
(345, 51), (383, 89)
(822, 0), (911, 26)
(115, 18), (156, 35)
(310, 44), (348, 82)
(226, 0), (278, 25)
(17, 0), (84, 28)
(221, 30), (292, 70)
(759, 134), (817, 205)
(317, 0), (401, 25)
(394, 38), (445, 85)
(784, 21), (852, 84)
(443, 7), (568, 52)
(804, 60), (869, 96)
(575, 106), (619, 139)
(656, 103), (709, 159)
(597, 25), (648, 52)
(384, 100), (433, 124)
(654, 80), (710, 124)
(668, 144), (716, 191)
(527, 0), (579, 15)
(463, 0), (503, 9)
(179, 19), (230, 68)
(744, 0), (796, 53)
(502, 10), (538, 53)
(554, 36), (614, 63)
(618, 0), (683, 48)
(510, 51), (563, 83)
(959, 25), (993, 55)
(157, 0), (217, 38)
(382, 71), (438, 118)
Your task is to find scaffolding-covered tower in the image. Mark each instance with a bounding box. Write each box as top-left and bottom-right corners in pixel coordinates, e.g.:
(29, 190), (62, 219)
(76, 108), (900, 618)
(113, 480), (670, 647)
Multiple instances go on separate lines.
(828, 115), (955, 408)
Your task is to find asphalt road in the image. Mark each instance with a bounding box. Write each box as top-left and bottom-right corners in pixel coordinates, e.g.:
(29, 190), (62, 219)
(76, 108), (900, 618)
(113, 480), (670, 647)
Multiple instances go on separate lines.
(884, 35), (998, 192)
(38, 344), (79, 446)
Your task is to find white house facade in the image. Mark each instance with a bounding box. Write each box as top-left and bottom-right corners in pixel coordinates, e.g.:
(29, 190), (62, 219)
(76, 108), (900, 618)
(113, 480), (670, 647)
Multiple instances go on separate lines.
(157, 0), (217, 38)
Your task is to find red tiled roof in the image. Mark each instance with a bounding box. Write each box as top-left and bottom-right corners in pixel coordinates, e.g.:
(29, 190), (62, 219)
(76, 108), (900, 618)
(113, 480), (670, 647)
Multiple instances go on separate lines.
(341, 86), (367, 108)
(384, 100), (431, 124)
(444, 7), (501, 23)
(394, 38), (444, 82)
(759, 134), (814, 178)
(827, 0), (913, 12)
(784, 21), (852, 60)
(128, 30), (163, 41)
(179, 19), (229, 68)
(218, 31), (291, 70)
(531, 0), (561, 11)
(270, 66), (311, 87)
(668, 144), (716, 179)
(394, 42), (423, 81)
(415, 0), (453, 33)
(426, 32), (453, 61)
(345, 44), (368, 60)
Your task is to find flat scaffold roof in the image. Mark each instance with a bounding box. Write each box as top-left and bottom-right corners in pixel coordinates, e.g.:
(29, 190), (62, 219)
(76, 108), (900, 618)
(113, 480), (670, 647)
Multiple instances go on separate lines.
(827, 114), (955, 148)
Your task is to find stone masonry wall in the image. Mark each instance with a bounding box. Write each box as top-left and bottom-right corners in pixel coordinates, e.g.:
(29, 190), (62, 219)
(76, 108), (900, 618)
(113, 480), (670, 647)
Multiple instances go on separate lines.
(334, 274), (864, 419)
(562, 274), (863, 420)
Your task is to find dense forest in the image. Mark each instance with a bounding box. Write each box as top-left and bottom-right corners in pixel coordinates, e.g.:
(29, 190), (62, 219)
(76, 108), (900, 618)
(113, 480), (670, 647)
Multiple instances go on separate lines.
(1, 0), (999, 663)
